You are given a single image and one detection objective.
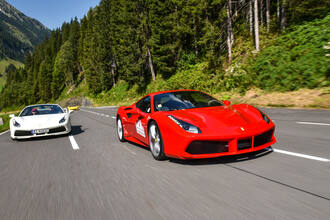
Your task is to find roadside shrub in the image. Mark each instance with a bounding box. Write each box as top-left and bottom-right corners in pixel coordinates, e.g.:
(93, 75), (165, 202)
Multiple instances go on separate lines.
(247, 15), (330, 91)
(0, 114), (10, 132)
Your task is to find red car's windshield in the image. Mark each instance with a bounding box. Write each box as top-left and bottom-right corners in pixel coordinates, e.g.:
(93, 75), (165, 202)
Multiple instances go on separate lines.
(153, 91), (223, 111)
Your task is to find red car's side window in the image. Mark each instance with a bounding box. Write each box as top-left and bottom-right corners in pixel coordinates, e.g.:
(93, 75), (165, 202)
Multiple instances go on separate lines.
(136, 96), (151, 113)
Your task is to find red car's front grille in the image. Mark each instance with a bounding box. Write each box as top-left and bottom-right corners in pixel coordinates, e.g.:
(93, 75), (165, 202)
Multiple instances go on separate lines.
(254, 129), (274, 147)
(186, 141), (229, 155)
(237, 138), (252, 150)
(185, 128), (274, 155)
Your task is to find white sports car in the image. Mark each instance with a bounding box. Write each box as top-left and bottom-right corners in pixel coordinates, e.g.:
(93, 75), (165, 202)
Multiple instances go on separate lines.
(10, 104), (72, 140)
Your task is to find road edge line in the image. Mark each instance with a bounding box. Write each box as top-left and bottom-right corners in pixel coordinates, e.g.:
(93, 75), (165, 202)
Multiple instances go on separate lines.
(297, 122), (330, 126)
(0, 130), (9, 136)
(272, 148), (329, 162)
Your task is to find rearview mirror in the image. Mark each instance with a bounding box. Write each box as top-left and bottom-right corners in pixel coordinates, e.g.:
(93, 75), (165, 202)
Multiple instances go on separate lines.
(223, 100), (231, 106)
(9, 114), (15, 118)
(64, 108), (68, 113)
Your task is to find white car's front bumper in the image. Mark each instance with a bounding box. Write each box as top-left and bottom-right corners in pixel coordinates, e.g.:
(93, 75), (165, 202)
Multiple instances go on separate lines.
(11, 123), (71, 139)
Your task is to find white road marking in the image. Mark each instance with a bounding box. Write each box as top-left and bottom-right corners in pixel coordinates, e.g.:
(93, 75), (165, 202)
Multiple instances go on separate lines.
(112, 116), (116, 119)
(0, 130), (9, 136)
(69, 135), (80, 150)
(80, 109), (116, 120)
(297, 122), (330, 126)
(87, 106), (118, 109)
(271, 148), (329, 162)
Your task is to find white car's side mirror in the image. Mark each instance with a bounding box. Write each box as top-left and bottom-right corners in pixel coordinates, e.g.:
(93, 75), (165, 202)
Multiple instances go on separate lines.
(64, 109), (68, 113)
(9, 114), (15, 118)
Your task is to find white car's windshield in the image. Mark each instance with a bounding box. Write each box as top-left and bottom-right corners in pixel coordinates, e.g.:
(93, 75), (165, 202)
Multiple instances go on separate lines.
(19, 105), (64, 116)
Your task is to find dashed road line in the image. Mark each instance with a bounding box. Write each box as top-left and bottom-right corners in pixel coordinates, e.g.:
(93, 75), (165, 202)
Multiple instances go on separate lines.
(86, 106), (118, 109)
(80, 109), (113, 119)
(297, 122), (330, 126)
(270, 148), (329, 162)
(112, 116), (116, 119)
(0, 130), (9, 136)
(69, 135), (80, 150)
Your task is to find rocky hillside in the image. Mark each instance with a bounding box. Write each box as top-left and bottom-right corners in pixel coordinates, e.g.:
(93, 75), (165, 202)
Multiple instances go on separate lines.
(0, 0), (50, 62)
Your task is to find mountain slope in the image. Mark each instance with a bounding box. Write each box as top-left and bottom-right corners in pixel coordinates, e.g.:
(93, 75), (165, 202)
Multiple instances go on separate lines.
(0, 0), (50, 62)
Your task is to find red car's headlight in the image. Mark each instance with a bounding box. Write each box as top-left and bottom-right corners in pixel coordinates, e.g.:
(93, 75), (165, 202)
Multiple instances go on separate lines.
(257, 108), (271, 123)
(168, 115), (201, 134)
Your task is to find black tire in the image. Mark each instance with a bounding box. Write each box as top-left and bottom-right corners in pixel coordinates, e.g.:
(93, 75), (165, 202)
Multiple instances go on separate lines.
(148, 121), (166, 160)
(117, 117), (126, 142)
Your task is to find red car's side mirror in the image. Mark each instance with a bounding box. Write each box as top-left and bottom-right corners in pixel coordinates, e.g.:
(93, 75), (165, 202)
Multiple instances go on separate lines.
(223, 100), (231, 106)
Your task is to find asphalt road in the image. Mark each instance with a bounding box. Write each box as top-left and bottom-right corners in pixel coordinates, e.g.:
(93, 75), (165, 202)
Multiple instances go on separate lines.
(0, 107), (329, 220)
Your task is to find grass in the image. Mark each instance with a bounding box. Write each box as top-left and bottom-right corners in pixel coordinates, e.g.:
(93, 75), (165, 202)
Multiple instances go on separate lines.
(0, 58), (24, 73)
(0, 114), (10, 133)
(0, 58), (24, 92)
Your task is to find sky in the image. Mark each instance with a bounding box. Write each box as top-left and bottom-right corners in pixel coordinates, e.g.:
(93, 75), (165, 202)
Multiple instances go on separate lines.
(6, 0), (100, 30)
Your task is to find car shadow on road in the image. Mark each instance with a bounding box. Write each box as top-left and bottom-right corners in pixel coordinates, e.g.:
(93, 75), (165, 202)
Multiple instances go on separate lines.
(168, 147), (274, 165)
(125, 140), (149, 151)
(71, 125), (85, 136)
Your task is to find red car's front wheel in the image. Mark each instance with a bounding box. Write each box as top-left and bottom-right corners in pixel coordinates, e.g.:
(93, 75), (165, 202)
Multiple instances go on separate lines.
(148, 121), (166, 160)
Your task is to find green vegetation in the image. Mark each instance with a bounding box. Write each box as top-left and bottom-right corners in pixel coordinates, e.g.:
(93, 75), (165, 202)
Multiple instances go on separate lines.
(0, 0), (329, 110)
(0, 0), (50, 62)
(0, 58), (24, 73)
(246, 16), (330, 91)
(0, 114), (10, 133)
(0, 58), (24, 92)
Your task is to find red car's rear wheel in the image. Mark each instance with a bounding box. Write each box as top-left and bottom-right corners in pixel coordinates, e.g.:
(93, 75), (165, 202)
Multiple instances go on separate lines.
(117, 117), (125, 142)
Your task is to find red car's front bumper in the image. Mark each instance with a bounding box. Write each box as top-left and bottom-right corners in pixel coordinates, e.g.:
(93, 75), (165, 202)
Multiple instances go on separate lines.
(160, 125), (276, 159)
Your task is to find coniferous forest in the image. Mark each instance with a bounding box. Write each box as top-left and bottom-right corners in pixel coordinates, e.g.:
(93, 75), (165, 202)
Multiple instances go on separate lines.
(0, 0), (329, 108)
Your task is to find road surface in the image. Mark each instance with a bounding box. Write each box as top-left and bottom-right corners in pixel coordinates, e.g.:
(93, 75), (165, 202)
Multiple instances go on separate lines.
(0, 107), (329, 220)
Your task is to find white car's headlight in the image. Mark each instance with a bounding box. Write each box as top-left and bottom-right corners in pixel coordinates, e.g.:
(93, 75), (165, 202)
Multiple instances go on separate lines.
(59, 117), (66, 124)
(13, 119), (21, 127)
(168, 115), (201, 134)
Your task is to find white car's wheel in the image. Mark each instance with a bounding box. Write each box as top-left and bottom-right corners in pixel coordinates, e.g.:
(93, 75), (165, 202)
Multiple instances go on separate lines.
(117, 117), (125, 142)
(148, 121), (166, 160)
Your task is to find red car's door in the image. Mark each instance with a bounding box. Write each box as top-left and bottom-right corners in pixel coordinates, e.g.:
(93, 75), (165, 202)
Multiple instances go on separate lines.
(132, 96), (151, 145)
(124, 106), (139, 137)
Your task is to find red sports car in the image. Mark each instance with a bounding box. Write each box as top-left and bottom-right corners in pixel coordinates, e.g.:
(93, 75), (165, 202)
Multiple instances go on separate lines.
(116, 90), (276, 160)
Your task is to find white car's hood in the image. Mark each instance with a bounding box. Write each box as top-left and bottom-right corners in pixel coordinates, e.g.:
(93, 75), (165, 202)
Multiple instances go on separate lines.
(15, 113), (68, 130)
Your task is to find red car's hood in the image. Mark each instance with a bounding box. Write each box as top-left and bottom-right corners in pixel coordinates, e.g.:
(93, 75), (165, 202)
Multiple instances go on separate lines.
(167, 105), (271, 136)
